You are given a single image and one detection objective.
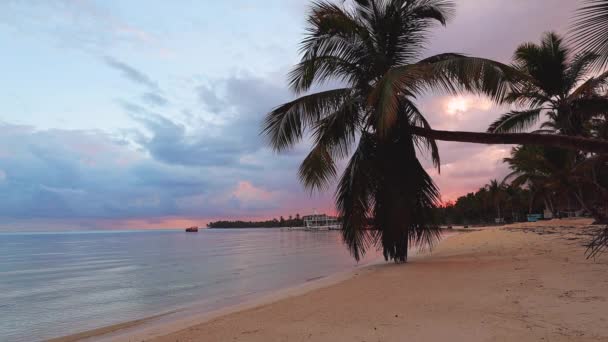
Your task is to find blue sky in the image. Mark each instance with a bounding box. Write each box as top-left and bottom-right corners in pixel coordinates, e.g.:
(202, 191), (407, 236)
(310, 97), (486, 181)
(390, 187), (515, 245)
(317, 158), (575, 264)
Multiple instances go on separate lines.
(0, 0), (579, 230)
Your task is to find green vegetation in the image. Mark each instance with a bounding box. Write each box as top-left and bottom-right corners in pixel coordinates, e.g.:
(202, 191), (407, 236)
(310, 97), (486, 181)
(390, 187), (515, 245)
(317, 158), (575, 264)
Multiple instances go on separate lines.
(435, 183), (541, 226)
(262, 0), (608, 262)
(488, 32), (608, 136)
(207, 214), (304, 228)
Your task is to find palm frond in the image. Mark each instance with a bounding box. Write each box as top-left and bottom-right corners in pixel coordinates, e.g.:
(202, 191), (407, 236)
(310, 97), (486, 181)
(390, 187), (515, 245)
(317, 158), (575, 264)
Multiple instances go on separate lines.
(504, 88), (551, 108)
(570, 70), (608, 98)
(369, 55), (522, 139)
(586, 226), (608, 259)
(261, 88), (351, 151)
(487, 108), (543, 133)
(298, 143), (338, 192)
(565, 51), (600, 90)
(291, 1), (369, 93)
(513, 32), (568, 97)
(288, 57), (363, 93)
(312, 97), (361, 159)
(298, 98), (363, 192)
(410, 0), (455, 25)
(336, 133), (378, 261)
(368, 68), (404, 138)
(410, 55), (522, 102)
(571, 0), (608, 70)
(405, 99), (441, 171)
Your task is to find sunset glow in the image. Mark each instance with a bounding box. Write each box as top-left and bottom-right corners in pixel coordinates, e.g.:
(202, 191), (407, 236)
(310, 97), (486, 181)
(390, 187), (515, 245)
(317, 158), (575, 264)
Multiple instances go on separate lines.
(444, 96), (493, 116)
(0, 0), (579, 230)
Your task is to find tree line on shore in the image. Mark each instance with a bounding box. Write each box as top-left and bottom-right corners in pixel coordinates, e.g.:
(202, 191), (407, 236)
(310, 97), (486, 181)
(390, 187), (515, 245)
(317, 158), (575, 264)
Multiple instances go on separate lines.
(435, 183), (541, 226)
(207, 214), (305, 228)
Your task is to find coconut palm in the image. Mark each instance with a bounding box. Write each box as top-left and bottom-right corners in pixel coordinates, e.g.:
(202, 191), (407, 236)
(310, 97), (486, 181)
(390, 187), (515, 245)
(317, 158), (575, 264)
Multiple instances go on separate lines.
(486, 179), (505, 221)
(503, 145), (568, 216)
(502, 144), (608, 222)
(262, 0), (608, 262)
(262, 0), (517, 262)
(572, 0), (608, 70)
(488, 32), (608, 136)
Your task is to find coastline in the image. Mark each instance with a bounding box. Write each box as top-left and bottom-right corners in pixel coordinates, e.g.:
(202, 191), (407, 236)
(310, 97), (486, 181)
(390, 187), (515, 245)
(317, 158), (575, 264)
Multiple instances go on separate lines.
(53, 220), (608, 341)
(48, 244), (391, 342)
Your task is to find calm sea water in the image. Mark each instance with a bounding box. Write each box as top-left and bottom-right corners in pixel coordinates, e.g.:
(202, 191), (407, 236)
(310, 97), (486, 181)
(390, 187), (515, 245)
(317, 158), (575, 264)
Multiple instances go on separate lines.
(0, 229), (380, 341)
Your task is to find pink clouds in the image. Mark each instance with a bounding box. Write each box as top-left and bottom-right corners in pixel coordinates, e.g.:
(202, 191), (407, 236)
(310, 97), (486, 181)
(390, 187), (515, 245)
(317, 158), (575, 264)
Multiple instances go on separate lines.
(233, 181), (277, 202)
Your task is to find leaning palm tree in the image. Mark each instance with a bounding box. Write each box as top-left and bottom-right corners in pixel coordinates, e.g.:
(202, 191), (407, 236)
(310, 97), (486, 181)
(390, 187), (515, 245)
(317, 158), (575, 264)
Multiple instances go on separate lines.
(572, 0), (608, 70)
(488, 32), (608, 136)
(262, 0), (608, 262)
(262, 0), (520, 262)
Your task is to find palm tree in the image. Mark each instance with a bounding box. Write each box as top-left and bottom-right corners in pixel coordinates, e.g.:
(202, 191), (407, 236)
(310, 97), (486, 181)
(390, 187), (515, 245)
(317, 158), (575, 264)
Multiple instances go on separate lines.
(262, 0), (608, 262)
(502, 144), (608, 222)
(486, 179), (505, 221)
(572, 0), (608, 69)
(503, 145), (567, 216)
(488, 32), (608, 136)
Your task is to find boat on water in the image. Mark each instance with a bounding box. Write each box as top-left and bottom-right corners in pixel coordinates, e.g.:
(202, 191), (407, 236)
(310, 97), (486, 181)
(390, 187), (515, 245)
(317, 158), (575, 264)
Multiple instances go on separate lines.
(185, 226), (199, 232)
(302, 213), (340, 231)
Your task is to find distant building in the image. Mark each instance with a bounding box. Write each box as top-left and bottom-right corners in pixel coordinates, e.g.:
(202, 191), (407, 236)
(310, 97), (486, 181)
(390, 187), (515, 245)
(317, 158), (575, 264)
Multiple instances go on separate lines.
(302, 213), (340, 230)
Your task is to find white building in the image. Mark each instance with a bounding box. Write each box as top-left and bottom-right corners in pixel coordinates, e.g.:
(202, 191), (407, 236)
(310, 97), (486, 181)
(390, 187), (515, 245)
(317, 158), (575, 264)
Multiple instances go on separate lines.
(302, 214), (340, 230)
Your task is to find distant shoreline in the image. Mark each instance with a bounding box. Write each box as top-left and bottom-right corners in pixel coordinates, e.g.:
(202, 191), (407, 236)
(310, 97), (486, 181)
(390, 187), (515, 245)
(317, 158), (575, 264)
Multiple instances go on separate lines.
(207, 226), (302, 229)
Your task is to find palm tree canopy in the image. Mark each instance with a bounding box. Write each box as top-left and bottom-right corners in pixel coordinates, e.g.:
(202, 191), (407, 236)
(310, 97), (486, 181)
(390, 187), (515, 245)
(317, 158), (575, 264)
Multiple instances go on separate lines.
(488, 32), (608, 136)
(261, 0), (517, 262)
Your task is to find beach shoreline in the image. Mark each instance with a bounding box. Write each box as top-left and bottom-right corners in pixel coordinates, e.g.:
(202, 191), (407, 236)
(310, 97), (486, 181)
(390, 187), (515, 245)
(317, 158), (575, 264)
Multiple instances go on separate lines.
(48, 241), (394, 342)
(52, 219), (608, 341)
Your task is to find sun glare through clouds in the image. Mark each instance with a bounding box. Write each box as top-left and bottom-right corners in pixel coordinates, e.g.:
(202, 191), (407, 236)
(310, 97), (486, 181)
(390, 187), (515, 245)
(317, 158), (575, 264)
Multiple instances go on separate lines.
(444, 96), (493, 116)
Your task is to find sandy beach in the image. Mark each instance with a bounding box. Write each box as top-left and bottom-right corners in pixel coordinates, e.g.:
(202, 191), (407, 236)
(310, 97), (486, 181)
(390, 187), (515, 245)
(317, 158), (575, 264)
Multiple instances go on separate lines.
(56, 219), (608, 342)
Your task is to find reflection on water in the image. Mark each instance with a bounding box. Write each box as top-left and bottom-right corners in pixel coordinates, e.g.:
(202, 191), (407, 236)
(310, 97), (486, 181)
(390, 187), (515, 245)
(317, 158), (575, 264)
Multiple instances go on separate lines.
(0, 229), (380, 341)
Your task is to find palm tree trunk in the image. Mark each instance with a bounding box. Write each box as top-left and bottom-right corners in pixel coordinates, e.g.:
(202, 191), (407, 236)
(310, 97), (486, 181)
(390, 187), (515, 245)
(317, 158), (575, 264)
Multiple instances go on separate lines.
(543, 197), (551, 216)
(574, 188), (608, 224)
(496, 201), (501, 220)
(410, 127), (608, 154)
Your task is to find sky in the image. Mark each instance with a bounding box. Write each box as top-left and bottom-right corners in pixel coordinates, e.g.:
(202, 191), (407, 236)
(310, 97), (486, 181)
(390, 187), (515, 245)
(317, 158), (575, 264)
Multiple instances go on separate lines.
(0, 0), (581, 231)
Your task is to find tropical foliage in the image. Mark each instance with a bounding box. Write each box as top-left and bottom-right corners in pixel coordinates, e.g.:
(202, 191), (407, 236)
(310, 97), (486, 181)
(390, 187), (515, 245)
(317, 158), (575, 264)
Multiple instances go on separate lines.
(502, 145), (608, 220)
(571, 0), (608, 257)
(262, 0), (519, 262)
(262, 0), (608, 262)
(207, 214), (304, 228)
(487, 30), (608, 227)
(488, 32), (608, 136)
(435, 183), (540, 226)
(572, 0), (608, 69)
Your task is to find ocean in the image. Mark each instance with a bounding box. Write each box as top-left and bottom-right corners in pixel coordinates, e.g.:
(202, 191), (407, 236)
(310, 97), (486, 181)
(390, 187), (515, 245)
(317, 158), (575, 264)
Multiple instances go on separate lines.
(0, 229), (380, 341)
